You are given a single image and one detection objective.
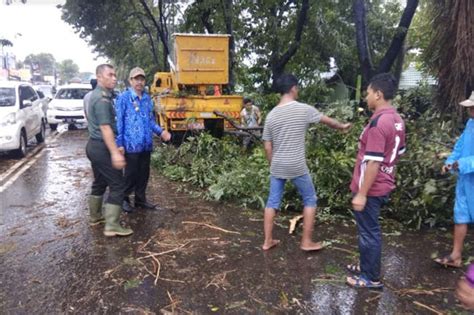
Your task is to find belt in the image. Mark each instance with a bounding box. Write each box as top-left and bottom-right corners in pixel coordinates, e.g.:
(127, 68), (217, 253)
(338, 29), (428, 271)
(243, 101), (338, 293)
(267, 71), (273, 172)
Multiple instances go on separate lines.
(89, 138), (104, 142)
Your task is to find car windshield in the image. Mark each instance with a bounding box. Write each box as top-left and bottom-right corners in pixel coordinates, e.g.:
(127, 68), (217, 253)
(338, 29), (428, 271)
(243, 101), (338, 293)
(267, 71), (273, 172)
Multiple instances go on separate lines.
(35, 86), (53, 98)
(55, 88), (90, 100)
(0, 87), (16, 107)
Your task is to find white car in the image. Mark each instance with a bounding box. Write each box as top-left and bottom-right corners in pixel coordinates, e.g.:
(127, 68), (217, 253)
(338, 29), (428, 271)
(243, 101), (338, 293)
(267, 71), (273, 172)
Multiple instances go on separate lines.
(47, 83), (91, 130)
(0, 81), (46, 158)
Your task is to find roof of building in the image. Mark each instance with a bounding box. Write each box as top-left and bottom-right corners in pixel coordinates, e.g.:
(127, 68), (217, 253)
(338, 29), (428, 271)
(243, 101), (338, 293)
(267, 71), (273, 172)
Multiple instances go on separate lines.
(399, 65), (437, 90)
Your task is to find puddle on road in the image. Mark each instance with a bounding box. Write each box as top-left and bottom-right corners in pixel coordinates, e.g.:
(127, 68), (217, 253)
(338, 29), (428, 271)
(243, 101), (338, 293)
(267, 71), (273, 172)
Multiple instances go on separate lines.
(1, 129), (472, 314)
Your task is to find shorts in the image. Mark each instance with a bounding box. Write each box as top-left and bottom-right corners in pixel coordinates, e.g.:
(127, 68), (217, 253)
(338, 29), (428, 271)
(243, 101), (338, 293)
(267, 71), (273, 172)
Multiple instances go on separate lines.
(265, 174), (317, 210)
(454, 180), (474, 224)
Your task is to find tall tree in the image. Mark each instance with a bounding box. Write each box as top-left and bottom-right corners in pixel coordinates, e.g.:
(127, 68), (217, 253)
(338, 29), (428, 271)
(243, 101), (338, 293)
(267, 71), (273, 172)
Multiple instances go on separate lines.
(58, 59), (79, 83)
(24, 53), (56, 76)
(424, 0), (474, 120)
(353, 0), (419, 84)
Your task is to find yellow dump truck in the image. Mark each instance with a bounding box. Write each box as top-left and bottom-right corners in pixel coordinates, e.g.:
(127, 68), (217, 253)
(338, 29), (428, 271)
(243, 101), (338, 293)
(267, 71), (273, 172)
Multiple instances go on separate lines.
(150, 34), (242, 140)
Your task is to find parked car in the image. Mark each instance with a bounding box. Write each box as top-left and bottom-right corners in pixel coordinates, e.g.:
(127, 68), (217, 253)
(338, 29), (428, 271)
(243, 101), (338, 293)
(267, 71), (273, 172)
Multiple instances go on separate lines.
(33, 89), (51, 118)
(0, 81), (46, 158)
(33, 84), (55, 100)
(46, 83), (91, 130)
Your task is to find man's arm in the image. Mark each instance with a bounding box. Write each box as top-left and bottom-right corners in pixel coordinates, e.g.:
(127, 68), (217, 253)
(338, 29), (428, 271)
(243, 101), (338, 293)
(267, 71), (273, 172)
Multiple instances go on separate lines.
(319, 115), (351, 132)
(264, 141), (272, 164)
(115, 95), (125, 151)
(255, 107), (262, 125)
(352, 160), (381, 211)
(100, 124), (125, 170)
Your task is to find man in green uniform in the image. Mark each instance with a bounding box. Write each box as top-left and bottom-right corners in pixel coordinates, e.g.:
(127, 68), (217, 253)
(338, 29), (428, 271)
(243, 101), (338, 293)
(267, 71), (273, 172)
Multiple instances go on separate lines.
(86, 64), (133, 237)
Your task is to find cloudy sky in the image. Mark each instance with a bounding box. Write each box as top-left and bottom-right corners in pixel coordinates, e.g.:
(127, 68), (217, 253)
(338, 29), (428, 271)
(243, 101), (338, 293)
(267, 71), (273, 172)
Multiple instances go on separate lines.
(0, 0), (107, 73)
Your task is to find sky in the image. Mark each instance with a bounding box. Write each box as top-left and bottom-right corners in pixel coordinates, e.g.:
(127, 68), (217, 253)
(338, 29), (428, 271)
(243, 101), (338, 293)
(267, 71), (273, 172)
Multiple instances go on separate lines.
(0, 0), (107, 73)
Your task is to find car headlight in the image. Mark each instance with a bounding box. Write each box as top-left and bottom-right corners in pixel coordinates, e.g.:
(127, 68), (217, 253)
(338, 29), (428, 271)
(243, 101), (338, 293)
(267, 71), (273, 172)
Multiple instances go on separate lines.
(0, 113), (16, 127)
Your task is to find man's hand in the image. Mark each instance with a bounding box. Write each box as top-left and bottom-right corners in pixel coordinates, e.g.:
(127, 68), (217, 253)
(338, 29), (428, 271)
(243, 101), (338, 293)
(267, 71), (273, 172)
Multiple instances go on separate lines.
(111, 152), (126, 170)
(161, 130), (171, 142)
(352, 193), (367, 211)
(442, 162), (458, 174)
(340, 123), (352, 133)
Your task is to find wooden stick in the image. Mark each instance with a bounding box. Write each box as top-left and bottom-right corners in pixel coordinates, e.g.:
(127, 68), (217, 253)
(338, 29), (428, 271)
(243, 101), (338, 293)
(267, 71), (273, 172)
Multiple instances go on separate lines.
(182, 221), (241, 234)
(413, 301), (444, 315)
(289, 215), (303, 234)
(137, 242), (190, 260)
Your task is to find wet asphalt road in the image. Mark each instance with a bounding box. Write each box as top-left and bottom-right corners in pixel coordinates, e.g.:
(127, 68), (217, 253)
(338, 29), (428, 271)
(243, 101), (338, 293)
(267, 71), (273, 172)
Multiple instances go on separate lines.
(0, 129), (473, 314)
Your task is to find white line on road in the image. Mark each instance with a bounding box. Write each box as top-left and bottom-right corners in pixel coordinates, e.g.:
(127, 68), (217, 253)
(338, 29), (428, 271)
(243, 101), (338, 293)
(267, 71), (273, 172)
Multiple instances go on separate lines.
(0, 148), (45, 193)
(0, 131), (61, 192)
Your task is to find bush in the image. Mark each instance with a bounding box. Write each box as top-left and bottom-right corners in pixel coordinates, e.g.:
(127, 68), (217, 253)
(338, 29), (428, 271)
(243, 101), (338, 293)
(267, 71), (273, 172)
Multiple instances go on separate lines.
(152, 90), (459, 228)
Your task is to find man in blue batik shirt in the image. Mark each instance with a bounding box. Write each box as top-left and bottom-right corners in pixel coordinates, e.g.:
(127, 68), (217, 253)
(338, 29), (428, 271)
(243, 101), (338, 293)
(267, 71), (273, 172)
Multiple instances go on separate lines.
(116, 67), (171, 212)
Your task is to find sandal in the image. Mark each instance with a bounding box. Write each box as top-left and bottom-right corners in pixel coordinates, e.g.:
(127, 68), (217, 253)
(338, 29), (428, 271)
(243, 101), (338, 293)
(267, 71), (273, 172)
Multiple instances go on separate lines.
(346, 275), (384, 289)
(346, 264), (361, 274)
(434, 255), (462, 268)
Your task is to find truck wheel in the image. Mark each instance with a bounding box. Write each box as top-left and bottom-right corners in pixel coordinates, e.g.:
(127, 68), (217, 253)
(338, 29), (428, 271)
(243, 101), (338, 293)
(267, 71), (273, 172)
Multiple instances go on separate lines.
(204, 119), (224, 138)
(36, 121), (46, 143)
(171, 131), (186, 145)
(49, 123), (58, 131)
(13, 130), (27, 158)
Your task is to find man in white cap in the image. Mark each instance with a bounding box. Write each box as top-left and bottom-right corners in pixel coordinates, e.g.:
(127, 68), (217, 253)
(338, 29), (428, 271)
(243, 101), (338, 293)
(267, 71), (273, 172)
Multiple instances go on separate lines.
(115, 67), (171, 212)
(434, 91), (474, 268)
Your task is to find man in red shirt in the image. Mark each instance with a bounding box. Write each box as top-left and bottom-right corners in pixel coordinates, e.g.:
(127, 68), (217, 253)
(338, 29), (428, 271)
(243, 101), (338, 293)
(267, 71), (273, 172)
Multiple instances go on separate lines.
(346, 73), (406, 288)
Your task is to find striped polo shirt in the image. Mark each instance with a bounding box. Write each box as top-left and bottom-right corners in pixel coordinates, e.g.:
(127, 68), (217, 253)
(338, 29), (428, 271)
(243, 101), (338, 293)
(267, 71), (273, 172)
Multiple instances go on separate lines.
(262, 101), (322, 179)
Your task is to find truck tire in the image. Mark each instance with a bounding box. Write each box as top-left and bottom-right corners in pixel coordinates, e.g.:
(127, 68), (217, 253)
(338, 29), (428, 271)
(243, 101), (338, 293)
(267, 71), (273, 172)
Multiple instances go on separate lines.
(204, 119), (224, 138)
(171, 131), (186, 145)
(49, 123), (58, 131)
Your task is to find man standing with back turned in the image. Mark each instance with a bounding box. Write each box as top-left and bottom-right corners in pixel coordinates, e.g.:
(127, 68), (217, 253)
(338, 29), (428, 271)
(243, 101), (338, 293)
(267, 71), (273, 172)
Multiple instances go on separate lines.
(261, 74), (351, 251)
(86, 64), (133, 237)
(346, 73), (406, 288)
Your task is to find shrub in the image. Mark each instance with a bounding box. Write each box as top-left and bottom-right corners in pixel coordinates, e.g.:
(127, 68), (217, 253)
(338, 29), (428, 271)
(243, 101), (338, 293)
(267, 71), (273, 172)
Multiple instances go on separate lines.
(152, 90), (459, 228)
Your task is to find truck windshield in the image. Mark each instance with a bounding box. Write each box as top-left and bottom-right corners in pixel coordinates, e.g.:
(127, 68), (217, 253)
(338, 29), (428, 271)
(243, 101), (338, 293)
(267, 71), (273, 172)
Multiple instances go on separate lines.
(0, 88), (16, 107)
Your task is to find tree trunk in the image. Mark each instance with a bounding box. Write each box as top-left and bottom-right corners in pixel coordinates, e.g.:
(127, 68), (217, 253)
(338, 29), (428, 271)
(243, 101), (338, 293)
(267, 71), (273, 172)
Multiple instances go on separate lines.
(377, 0), (419, 74)
(353, 0), (374, 83)
(221, 0), (235, 91)
(270, 0), (310, 90)
(139, 0), (170, 71)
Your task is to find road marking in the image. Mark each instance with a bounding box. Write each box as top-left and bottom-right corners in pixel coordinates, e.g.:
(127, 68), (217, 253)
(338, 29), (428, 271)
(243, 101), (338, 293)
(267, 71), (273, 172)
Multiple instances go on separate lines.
(0, 131), (61, 189)
(0, 148), (45, 193)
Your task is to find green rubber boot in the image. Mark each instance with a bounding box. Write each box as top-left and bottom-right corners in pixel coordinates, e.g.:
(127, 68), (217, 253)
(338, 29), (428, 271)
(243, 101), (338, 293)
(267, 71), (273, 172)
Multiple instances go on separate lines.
(89, 195), (105, 226)
(103, 203), (133, 237)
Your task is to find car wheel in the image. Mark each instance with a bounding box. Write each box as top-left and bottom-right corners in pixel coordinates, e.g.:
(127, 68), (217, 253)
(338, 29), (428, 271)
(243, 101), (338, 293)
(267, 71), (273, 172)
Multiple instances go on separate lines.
(49, 123), (58, 131)
(13, 130), (27, 158)
(36, 121), (46, 143)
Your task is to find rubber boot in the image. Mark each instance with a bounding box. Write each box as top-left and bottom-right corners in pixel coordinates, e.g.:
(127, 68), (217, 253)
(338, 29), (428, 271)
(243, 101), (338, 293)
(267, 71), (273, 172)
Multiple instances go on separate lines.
(103, 203), (133, 237)
(89, 195), (105, 226)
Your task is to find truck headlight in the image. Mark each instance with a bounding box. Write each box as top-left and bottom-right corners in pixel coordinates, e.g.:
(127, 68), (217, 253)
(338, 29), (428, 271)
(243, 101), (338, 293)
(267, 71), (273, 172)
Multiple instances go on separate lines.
(0, 113), (16, 127)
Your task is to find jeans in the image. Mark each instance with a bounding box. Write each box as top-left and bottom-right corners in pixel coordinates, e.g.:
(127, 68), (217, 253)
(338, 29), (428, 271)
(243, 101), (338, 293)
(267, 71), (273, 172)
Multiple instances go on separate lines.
(266, 174), (317, 210)
(353, 195), (388, 282)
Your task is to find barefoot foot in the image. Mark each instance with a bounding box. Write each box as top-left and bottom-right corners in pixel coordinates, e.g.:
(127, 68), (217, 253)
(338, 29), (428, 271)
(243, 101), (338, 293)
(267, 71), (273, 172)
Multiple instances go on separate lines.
(300, 241), (324, 252)
(262, 239), (280, 251)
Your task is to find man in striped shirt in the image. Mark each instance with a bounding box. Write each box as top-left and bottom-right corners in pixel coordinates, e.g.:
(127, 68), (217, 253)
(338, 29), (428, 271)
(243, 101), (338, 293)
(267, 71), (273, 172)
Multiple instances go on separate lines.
(261, 74), (351, 251)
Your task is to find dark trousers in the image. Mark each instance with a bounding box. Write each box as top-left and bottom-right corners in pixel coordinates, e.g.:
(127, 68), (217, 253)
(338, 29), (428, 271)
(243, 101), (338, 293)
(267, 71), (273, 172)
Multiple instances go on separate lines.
(124, 151), (151, 204)
(86, 139), (125, 205)
(353, 196), (388, 282)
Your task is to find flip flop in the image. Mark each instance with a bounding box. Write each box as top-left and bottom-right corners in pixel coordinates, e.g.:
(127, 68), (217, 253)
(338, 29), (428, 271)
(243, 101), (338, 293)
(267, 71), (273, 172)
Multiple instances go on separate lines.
(346, 275), (384, 289)
(346, 264), (361, 274)
(434, 255), (462, 268)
